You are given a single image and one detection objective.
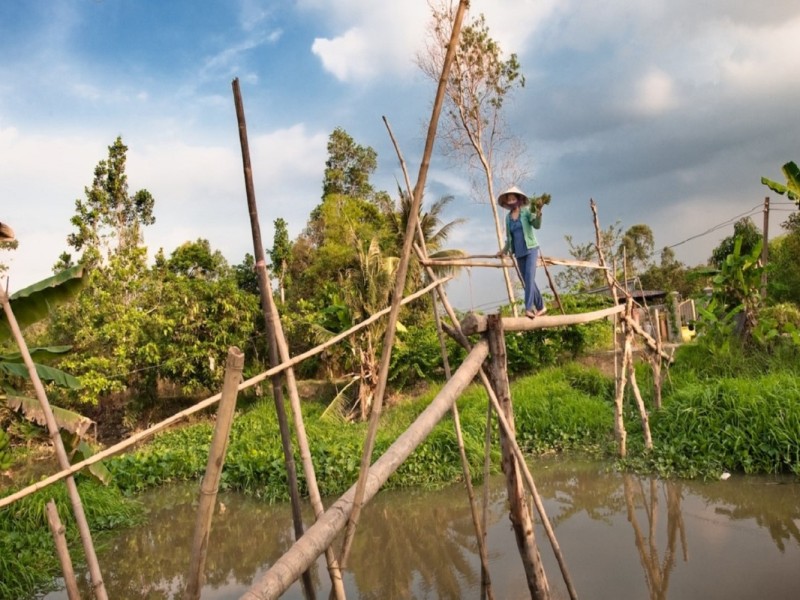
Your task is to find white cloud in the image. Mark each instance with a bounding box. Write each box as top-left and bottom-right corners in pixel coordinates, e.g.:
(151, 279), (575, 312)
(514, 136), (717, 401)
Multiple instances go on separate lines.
(631, 69), (678, 116)
(312, 28), (373, 81)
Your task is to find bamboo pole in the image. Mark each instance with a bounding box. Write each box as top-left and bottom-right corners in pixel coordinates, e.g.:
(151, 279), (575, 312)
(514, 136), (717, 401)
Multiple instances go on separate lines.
(486, 315), (550, 599)
(185, 347), (245, 600)
(460, 304), (625, 335)
(0, 289), (108, 600)
(421, 256), (609, 270)
(46, 500), (81, 600)
(232, 76), (317, 600)
(242, 339), (490, 600)
(383, 115), (495, 600)
(233, 77), (340, 600)
(0, 277), (448, 510)
(339, 0), (469, 568)
(438, 296), (580, 598)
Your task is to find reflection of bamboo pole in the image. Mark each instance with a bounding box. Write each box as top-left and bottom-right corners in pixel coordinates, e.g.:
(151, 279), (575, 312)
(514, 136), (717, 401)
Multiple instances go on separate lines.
(340, 0), (469, 569)
(0, 278), (448, 510)
(46, 500), (80, 600)
(185, 348), (244, 600)
(486, 315), (550, 600)
(232, 78), (320, 599)
(0, 290), (108, 600)
(383, 115), (495, 600)
(243, 340), (490, 599)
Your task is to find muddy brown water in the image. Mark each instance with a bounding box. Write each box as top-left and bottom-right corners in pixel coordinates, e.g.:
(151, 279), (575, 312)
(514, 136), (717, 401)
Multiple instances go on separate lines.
(44, 457), (800, 599)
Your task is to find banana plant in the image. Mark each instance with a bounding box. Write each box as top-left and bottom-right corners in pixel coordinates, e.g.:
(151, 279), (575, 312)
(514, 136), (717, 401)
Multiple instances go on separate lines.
(1, 265), (109, 481)
(761, 161), (800, 202)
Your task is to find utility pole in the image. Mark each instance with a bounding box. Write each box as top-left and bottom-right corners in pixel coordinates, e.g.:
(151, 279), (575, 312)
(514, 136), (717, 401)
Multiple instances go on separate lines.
(761, 196), (769, 299)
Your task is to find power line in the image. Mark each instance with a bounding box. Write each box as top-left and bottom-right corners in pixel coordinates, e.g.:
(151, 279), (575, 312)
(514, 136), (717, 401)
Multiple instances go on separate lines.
(666, 204), (763, 249)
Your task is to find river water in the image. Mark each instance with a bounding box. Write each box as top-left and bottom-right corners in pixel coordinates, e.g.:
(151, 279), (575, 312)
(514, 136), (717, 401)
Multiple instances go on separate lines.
(45, 457), (800, 599)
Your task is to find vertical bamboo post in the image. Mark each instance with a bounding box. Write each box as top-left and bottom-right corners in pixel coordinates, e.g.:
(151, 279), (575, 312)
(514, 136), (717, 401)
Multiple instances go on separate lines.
(339, 0), (470, 567)
(185, 347), (244, 600)
(46, 500), (81, 600)
(486, 314), (550, 600)
(232, 77), (317, 600)
(0, 290), (108, 600)
(382, 114), (495, 600)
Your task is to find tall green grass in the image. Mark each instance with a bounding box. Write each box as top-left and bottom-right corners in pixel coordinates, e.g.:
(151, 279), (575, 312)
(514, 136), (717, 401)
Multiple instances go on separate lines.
(637, 373), (800, 478)
(0, 479), (143, 599)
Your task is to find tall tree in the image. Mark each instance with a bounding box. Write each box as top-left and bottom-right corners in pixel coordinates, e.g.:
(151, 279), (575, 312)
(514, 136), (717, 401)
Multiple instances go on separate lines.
(67, 136), (154, 267)
(619, 224), (654, 277)
(48, 138), (159, 405)
(418, 2), (526, 311)
(322, 127), (379, 201)
(269, 218), (292, 303)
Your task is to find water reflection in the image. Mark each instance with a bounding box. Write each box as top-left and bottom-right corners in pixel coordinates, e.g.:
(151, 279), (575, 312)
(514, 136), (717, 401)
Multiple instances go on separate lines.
(45, 459), (800, 599)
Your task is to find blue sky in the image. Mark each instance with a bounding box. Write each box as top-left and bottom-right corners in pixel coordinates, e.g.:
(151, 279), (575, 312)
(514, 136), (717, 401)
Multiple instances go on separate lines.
(2, 0), (799, 311)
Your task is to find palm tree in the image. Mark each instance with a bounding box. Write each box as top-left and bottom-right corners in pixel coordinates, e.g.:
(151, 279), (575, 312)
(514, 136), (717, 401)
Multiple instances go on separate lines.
(379, 189), (466, 296)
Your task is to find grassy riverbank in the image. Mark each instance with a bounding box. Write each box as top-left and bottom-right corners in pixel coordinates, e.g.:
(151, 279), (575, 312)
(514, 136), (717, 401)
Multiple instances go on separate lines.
(3, 347), (800, 598)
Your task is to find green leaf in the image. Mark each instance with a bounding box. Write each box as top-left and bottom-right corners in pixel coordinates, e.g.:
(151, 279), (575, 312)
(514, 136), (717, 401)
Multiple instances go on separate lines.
(74, 439), (112, 485)
(0, 265), (86, 341)
(0, 361), (82, 389)
(761, 161), (800, 202)
(0, 346), (72, 363)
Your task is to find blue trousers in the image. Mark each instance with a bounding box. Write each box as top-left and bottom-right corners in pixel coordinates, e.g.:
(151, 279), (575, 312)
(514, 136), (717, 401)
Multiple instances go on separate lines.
(516, 247), (543, 312)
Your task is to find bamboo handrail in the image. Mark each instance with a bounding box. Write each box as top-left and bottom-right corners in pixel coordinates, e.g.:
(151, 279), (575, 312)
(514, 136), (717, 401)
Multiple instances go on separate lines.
(460, 303), (626, 335)
(421, 255), (609, 270)
(0, 277), (449, 510)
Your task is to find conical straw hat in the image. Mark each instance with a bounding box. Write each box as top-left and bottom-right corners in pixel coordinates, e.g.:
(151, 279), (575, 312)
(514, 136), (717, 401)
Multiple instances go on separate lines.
(497, 186), (529, 208)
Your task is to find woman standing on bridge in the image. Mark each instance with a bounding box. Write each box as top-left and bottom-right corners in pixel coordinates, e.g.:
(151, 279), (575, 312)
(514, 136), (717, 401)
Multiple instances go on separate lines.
(496, 186), (547, 319)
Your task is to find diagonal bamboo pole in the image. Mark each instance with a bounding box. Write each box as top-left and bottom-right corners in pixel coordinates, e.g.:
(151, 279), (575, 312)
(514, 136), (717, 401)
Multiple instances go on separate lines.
(339, 0), (470, 568)
(242, 339), (490, 600)
(0, 289), (108, 600)
(232, 77), (318, 600)
(383, 115), (495, 600)
(233, 77), (342, 600)
(185, 347), (245, 600)
(0, 277), (449, 510)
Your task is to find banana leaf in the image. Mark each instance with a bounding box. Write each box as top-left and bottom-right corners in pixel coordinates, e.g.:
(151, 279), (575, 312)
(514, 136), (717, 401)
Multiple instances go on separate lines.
(1, 345), (73, 363)
(0, 360), (81, 389)
(0, 264), (85, 341)
(5, 395), (110, 484)
(6, 394), (96, 439)
(761, 161), (800, 202)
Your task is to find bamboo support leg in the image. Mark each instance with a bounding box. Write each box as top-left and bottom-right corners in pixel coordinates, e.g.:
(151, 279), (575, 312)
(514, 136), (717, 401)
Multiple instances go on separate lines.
(486, 315), (550, 600)
(626, 349), (653, 450)
(46, 500), (81, 600)
(185, 348), (244, 600)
